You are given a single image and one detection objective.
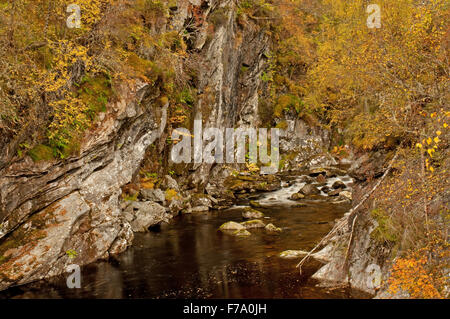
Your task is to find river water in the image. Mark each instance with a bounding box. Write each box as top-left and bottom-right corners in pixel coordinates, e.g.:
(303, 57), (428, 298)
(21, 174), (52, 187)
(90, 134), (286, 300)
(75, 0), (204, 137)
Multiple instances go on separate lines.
(0, 175), (369, 299)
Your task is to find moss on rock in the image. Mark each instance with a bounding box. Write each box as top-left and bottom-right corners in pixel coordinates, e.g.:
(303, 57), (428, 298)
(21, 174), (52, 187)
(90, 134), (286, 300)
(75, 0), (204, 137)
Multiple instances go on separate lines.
(241, 219), (266, 229)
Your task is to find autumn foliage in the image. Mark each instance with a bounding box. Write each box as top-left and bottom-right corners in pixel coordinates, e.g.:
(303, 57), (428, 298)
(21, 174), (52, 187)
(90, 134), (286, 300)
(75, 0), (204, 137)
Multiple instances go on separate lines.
(388, 234), (449, 299)
(0, 0), (188, 160)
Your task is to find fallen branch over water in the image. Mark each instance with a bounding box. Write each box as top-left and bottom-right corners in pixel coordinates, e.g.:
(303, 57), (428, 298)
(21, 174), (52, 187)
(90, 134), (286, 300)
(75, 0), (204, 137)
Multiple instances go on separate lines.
(296, 149), (401, 273)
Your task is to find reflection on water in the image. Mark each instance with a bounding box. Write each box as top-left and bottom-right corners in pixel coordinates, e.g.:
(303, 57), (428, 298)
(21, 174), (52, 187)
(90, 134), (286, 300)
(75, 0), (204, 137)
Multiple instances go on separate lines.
(0, 197), (369, 299)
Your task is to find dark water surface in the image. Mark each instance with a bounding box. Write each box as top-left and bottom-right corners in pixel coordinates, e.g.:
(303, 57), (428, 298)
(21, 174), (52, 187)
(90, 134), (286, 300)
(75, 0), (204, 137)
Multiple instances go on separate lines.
(0, 195), (369, 299)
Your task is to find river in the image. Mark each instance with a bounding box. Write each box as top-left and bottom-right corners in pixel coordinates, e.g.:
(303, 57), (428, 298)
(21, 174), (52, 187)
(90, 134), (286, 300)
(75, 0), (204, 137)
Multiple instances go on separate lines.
(0, 175), (370, 299)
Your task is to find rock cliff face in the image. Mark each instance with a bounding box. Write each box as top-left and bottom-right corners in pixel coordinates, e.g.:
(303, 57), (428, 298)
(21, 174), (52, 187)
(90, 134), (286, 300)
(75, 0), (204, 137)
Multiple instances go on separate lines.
(0, 0), (331, 291)
(311, 208), (393, 296)
(0, 81), (165, 290)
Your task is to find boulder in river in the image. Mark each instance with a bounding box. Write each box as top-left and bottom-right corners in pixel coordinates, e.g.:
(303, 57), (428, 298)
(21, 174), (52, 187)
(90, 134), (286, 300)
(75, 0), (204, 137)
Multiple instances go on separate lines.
(233, 229), (251, 237)
(265, 223), (282, 233)
(316, 174), (326, 184)
(224, 174), (281, 193)
(279, 250), (309, 259)
(290, 193), (305, 200)
(308, 168), (329, 177)
(241, 219), (266, 229)
(332, 180), (346, 189)
(299, 184), (321, 196)
(339, 191), (352, 201)
(321, 186), (331, 193)
(190, 194), (212, 208)
(242, 207), (264, 219)
(191, 206), (210, 212)
(127, 201), (171, 232)
(219, 221), (245, 231)
(328, 189), (341, 196)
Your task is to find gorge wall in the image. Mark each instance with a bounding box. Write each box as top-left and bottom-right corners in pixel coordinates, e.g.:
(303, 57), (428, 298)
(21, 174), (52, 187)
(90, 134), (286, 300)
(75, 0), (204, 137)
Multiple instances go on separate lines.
(0, 0), (332, 291)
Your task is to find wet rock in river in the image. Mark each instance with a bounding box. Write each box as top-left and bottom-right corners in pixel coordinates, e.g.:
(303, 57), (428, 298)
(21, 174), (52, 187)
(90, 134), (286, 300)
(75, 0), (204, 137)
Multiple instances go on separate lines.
(265, 223), (282, 233)
(224, 174), (281, 194)
(219, 221), (245, 231)
(308, 168), (329, 177)
(332, 180), (346, 189)
(127, 201), (171, 232)
(339, 191), (352, 201)
(242, 207), (264, 219)
(287, 180), (296, 186)
(328, 189), (341, 196)
(321, 186), (331, 193)
(191, 206), (210, 212)
(241, 219), (266, 229)
(316, 174), (326, 184)
(279, 250), (309, 259)
(299, 184), (321, 196)
(190, 194), (212, 208)
(233, 229), (251, 237)
(309, 167), (347, 178)
(290, 193), (305, 200)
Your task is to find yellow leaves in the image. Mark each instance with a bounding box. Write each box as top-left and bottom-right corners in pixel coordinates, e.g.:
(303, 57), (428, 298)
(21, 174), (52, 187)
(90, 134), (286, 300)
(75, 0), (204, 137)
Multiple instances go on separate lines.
(43, 40), (93, 94)
(305, 0), (447, 152)
(165, 189), (180, 201)
(246, 162), (260, 174)
(74, 0), (108, 31)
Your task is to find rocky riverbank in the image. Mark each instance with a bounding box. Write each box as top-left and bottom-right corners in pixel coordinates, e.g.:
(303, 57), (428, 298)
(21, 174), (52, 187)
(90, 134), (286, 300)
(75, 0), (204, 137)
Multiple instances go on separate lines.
(0, 163), (369, 299)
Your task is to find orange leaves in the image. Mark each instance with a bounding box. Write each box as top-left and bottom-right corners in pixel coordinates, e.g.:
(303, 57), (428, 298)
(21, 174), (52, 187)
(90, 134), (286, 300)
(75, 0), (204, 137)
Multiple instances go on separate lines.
(388, 240), (448, 299)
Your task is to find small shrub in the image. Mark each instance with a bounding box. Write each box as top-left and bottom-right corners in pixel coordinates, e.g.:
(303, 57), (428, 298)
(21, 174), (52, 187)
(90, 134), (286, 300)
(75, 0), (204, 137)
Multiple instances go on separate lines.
(165, 188), (179, 201)
(28, 145), (55, 162)
(370, 208), (399, 243)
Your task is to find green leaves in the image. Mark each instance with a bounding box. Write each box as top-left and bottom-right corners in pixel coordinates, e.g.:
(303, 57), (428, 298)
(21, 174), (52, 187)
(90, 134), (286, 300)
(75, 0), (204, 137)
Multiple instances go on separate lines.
(66, 249), (78, 259)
